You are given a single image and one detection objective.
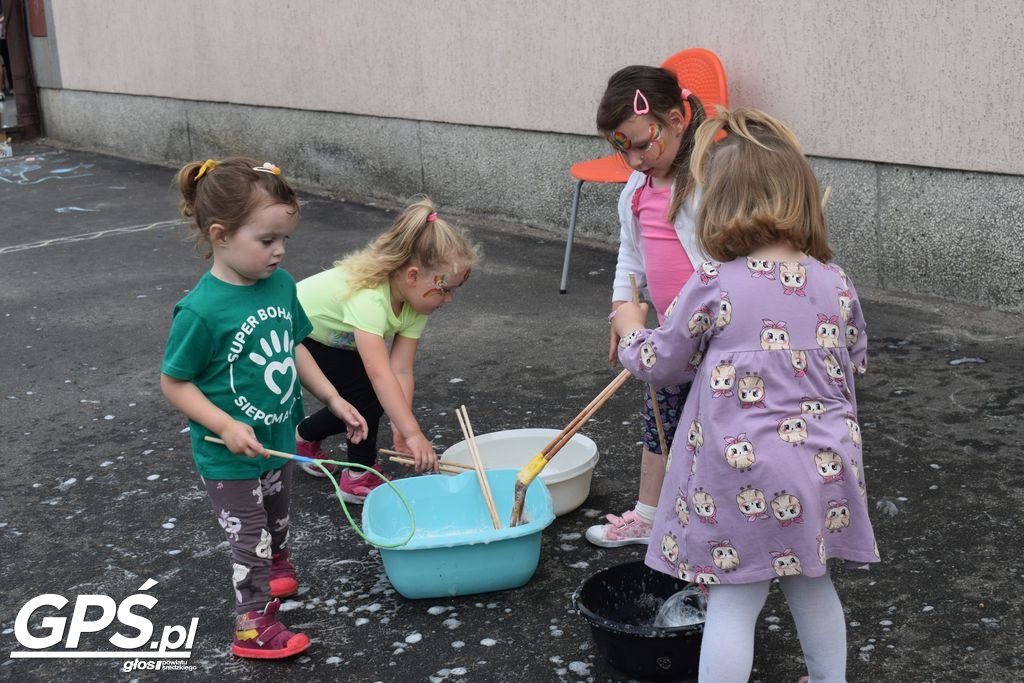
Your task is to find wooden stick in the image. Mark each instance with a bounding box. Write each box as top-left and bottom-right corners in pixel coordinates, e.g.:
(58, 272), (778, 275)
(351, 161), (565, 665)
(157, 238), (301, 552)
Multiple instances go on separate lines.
(540, 368), (631, 458)
(456, 406), (502, 529)
(821, 185), (833, 211)
(542, 369), (633, 463)
(379, 448), (474, 471)
(630, 272), (669, 460)
(386, 455), (464, 475)
(205, 436), (465, 477)
(460, 406), (501, 529)
(204, 436), (302, 461)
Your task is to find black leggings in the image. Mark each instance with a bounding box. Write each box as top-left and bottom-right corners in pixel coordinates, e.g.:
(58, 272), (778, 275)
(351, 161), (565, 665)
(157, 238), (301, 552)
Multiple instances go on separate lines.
(297, 339), (383, 466)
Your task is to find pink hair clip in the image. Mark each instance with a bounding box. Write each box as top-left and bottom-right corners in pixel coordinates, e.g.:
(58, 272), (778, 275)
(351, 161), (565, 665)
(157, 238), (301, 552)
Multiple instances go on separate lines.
(633, 89), (650, 115)
(426, 212), (438, 222)
(681, 88), (693, 100)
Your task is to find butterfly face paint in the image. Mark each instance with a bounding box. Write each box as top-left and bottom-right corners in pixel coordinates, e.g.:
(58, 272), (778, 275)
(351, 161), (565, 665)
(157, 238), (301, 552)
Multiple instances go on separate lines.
(606, 121), (666, 160)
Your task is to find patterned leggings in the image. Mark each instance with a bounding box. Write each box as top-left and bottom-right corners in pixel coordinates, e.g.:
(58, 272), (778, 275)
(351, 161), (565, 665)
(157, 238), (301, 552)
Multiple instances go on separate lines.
(641, 383), (689, 454)
(202, 462), (293, 614)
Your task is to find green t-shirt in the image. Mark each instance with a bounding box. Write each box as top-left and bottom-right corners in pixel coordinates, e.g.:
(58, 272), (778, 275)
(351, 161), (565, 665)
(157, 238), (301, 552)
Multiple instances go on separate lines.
(161, 269), (313, 479)
(297, 267), (428, 349)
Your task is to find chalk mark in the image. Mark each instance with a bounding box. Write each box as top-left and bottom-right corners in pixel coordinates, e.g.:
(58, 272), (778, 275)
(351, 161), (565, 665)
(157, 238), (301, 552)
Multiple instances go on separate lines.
(55, 206), (99, 214)
(0, 219), (185, 255)
(0, 158), (95, 185)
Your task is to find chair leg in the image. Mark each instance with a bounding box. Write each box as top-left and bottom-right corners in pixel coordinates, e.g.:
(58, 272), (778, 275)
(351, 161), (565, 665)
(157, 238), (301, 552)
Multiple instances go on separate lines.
(560, 179), (584, 294)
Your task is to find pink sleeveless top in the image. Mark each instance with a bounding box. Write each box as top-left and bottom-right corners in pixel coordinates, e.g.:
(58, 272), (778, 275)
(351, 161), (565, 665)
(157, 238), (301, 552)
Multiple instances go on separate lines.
(635, 178), (695, 324)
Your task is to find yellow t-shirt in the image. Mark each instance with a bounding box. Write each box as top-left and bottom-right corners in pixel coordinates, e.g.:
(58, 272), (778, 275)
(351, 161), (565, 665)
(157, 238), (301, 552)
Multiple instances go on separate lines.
(296, 267), (428, 350)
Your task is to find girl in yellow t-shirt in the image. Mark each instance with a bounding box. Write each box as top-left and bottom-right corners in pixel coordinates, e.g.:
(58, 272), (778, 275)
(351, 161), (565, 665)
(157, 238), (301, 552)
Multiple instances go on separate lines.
(296, 198), (480, 501)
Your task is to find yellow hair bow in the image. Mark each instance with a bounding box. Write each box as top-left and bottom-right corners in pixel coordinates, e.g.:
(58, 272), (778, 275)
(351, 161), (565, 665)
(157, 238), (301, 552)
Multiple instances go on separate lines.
(194, 159), (220, 181)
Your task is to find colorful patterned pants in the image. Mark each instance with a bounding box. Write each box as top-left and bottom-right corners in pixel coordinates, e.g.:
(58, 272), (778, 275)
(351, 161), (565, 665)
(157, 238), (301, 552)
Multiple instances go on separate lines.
(642, 383), (690, 455)
(202, 462), (293, 614)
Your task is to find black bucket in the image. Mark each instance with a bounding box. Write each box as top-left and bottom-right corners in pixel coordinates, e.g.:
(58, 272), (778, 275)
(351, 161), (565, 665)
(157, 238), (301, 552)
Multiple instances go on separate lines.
(572, 560), (703, 681)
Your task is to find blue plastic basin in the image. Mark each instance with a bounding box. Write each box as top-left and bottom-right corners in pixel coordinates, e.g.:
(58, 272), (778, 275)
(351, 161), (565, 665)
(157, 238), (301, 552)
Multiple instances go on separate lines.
(362, 469), (555, 599)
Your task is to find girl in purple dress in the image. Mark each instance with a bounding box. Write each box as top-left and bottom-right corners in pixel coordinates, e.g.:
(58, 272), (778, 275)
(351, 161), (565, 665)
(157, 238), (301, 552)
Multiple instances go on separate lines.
(613, 108), (878, 683)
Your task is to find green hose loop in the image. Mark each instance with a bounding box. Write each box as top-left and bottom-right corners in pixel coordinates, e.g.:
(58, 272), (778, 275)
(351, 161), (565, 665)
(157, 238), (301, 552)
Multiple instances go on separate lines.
(307, 458), (415, 549)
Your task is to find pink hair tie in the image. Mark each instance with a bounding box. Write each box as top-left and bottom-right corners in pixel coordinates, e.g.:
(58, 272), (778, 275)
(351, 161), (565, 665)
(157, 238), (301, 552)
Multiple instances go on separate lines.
(633, 89), (650, 115)
(681, 88), (693, 100)
(426, 212), (438, 222)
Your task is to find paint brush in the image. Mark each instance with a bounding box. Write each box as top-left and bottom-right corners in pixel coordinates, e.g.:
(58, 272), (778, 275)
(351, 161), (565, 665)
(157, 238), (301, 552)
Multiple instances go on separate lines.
(508, 369), (632, 526)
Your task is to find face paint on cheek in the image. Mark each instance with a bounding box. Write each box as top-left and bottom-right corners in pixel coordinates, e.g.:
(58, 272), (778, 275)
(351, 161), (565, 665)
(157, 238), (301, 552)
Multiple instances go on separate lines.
(648, 122), (665, 160)
(423, 274), (447, 298)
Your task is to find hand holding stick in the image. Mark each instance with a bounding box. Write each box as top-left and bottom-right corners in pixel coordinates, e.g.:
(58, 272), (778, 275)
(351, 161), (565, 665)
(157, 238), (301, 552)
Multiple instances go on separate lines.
(380, 448), (474, 473)
(385, 455), (465, 475)
(630, 272), (668, 460)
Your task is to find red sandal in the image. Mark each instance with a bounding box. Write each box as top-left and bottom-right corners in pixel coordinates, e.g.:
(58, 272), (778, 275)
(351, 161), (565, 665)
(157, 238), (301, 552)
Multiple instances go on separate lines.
(231, 599), (309, 659)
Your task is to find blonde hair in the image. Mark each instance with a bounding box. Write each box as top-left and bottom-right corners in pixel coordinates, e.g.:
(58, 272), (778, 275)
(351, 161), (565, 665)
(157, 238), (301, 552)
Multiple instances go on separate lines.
(337, 198), (480, 293)
(175, 157), (298, 259)
(691, 108), (832, 262)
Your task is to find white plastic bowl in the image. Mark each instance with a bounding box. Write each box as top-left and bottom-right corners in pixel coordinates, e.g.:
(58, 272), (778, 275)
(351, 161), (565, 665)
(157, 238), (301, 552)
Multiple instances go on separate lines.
(442, 428), (599, 516)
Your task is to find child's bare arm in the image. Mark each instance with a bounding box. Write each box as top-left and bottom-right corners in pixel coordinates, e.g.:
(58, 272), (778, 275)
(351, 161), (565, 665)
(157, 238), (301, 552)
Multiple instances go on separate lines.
(294, 343), (368, 443)
(159, 373), (266, 457)
(354, 329), (437, 472)
(389, 335), (418, 410)
(388, 335), (419, 453)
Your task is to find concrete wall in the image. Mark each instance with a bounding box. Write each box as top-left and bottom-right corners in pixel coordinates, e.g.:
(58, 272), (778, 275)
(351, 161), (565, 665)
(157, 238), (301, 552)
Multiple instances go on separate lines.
(46, 0), (1024, 175)
(31, 1), (1024, 311)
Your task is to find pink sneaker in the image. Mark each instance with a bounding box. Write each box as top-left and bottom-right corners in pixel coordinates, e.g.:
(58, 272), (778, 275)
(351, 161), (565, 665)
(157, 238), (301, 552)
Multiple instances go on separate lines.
(296, 439), (338, 477)
(338, 466), (389, 504)
(585, 510), (653, 548)
(269, 551), (297, 599)
(231, 599), (309, 659)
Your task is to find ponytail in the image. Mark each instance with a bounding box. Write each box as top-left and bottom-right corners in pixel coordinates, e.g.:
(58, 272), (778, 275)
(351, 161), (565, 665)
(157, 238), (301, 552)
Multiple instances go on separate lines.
(667, 90), (707, 222)
(336, 197), (480, 294)
(175, 161), (204, 219)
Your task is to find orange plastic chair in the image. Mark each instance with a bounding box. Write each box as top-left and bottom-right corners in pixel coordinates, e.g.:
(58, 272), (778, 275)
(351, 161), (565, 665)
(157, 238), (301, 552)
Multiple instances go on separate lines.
(559, 48), (730, 293)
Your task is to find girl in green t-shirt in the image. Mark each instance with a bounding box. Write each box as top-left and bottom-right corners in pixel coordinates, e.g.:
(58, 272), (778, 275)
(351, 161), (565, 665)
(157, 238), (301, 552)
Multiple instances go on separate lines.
(295, 198), (480, 502)
(161, 157), (368, 660)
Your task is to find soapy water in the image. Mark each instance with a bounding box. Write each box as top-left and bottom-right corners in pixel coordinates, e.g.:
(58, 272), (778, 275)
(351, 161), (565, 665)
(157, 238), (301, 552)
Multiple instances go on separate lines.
(653, 587), (707, 628)
(593, 587), (705, 629)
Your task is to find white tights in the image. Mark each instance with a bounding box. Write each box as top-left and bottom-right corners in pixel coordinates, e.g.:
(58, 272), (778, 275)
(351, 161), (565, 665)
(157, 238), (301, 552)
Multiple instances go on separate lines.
(698, 574), (847, 683)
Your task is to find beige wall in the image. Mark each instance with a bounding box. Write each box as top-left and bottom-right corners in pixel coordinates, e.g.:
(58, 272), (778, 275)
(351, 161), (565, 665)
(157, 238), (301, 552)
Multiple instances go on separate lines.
(50, 0), (1023, 175)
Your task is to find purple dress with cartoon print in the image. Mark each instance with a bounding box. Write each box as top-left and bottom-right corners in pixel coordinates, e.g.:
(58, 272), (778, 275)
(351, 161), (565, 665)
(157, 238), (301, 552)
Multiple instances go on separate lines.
(618, 257), (879, 585)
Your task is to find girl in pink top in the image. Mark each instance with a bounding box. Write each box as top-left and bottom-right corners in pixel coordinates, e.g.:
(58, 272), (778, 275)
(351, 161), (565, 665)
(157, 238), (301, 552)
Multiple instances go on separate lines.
(585, 65), (710, 548)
